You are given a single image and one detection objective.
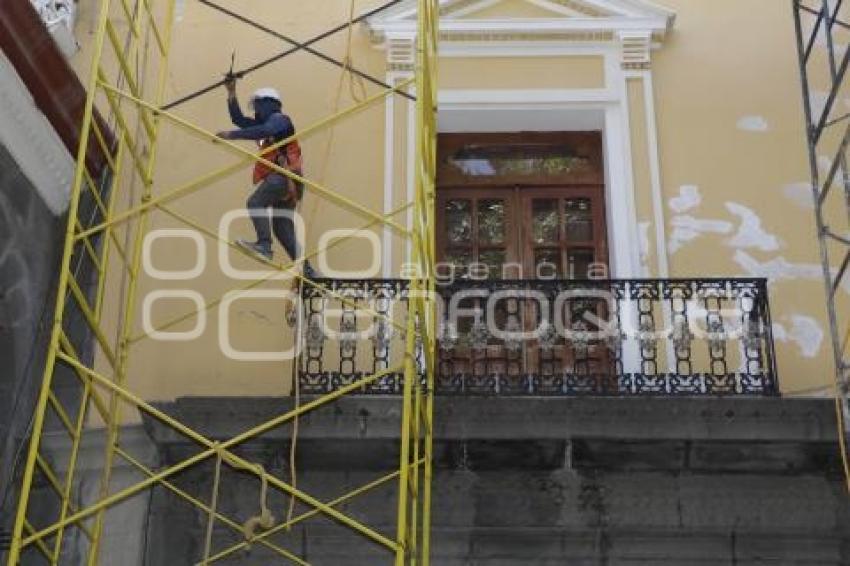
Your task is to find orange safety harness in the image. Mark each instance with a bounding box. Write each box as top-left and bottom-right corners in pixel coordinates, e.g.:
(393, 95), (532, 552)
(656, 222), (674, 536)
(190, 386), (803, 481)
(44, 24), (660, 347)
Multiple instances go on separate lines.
(252, 137), (303, 185)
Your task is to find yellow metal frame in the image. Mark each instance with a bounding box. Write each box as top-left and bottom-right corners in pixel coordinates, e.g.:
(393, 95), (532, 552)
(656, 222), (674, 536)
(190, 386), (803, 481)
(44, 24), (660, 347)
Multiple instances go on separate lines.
(6, 0), (438, 563)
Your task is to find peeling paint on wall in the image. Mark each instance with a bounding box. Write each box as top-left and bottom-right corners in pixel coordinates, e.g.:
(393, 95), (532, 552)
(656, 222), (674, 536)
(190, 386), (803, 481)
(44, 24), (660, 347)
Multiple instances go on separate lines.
(724, 202), (782, 251)
(668, 216), (733, 254)
(772, 315), (824, 358)
(733, 249), (850, 294)
(666, 192), (781, 255)
(736, 115), (769, 132)
(783, 182), (815, 209)
(669, 185), (701, 213)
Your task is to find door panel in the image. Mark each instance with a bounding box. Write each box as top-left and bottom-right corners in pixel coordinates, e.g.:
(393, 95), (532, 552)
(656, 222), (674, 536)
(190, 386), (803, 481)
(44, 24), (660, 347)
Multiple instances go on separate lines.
(436, 132), (610, 385)
(521, 187), (608, 280)
(437, 188), (519, 280)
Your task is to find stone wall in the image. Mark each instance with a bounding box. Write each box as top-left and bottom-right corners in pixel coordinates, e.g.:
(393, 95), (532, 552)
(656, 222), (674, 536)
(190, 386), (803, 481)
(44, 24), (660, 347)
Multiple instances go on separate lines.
(134, 396), (850, 566)
(0, 141), (64, 529)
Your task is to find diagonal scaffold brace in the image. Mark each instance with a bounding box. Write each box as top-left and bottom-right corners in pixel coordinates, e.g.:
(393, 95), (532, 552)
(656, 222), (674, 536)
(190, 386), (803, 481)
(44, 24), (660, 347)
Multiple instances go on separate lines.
(5, 0), (438, 565)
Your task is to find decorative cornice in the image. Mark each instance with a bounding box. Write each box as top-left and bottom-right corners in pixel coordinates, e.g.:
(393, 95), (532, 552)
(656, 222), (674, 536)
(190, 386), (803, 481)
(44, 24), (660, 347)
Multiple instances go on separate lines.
(367, 0), (675, 71)
(548, 0), (609, 17)
(387, 34), (416, 72)
(441, 30), (615, 42)
(618, 30), (652, 69)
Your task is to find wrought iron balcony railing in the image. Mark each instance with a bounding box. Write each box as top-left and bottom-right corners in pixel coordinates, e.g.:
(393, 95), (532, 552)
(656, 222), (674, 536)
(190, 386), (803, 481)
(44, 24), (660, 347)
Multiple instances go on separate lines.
(297, 278), (778, 397)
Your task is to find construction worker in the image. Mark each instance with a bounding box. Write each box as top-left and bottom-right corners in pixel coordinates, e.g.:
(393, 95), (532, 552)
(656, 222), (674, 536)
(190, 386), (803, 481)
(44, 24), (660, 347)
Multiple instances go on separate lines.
(217, 77), (317, 279)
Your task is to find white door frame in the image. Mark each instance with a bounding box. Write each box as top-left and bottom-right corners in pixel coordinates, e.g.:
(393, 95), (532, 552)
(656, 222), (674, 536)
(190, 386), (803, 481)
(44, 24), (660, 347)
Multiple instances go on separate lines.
(383, 46), (645, 279)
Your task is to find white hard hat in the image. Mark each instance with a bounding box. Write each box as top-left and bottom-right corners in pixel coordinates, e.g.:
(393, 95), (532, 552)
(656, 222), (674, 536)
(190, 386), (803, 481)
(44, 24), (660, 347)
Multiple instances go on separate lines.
(249, 87), (281, 108)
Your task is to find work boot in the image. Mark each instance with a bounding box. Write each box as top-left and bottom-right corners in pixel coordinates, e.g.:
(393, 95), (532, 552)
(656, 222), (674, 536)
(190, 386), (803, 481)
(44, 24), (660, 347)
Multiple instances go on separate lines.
(236, 239), (273, 261)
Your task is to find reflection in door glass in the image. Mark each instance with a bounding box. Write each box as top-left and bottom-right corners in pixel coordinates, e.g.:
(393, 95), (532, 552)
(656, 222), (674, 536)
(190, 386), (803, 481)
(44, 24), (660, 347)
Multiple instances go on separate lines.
(479, 249), (507, 279)
(444, 248), (472, 277)
(478, 199), (506, 244)
(565, 198), (593, 241)
(447, 144), (591, 177)
(568, 248), (594, 279)
(534, 248), (561, 279)
(445, 200), (472, 244)
(532, 199), (559, 244)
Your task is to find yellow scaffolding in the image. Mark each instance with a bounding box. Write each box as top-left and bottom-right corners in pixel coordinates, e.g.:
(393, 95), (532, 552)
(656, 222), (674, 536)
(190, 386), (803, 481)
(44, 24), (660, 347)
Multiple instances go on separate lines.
(6, 0), (438, 564)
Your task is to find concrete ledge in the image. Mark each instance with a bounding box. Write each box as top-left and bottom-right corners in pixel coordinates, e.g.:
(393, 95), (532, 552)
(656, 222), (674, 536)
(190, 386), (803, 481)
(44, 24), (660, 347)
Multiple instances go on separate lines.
(146, 395), (839, 444)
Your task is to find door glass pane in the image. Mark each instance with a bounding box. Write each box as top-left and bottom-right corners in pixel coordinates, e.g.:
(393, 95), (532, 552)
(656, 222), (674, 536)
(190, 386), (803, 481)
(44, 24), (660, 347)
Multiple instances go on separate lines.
(532, 199), (559, 244)
(445, 200), (472, 244)
(567, 248), (594, 279)
(444, 248), (472, 278)
(534, 248), (561, 278)
(479, 249), (507, 279)
(564, 198), (593, 241)
(446, 144), (592, 177)
(478, 199), (506, 244)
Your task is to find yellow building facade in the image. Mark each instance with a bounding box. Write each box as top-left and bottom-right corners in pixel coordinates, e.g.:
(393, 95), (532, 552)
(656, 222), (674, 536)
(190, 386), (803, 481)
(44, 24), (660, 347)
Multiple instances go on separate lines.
(70, 0), (843, 406)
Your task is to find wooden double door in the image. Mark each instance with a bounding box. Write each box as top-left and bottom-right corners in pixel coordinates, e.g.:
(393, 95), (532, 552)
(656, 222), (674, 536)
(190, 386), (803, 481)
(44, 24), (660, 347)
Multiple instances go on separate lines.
(434, 132), (611, 384)
(436, 185), (608, 280)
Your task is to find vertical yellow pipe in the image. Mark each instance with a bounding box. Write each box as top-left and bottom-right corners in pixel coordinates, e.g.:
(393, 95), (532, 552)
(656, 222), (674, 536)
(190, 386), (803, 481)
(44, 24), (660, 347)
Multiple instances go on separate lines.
(93, 144), (129, 322)
(86, 0), (176, 563)
(395, 284), (418, 566)
(419, 1), (438, 563)
(5, 0), (114, 563)
(53, 11), (139, 555)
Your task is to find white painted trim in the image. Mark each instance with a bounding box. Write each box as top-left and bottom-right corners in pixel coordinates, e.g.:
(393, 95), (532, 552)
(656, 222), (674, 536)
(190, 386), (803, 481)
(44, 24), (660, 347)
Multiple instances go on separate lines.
(0, 52), (74, 216)
(613, 58), (642, 278)
(431, 90), (642, 277)
(370, 0), (675, 26)
(383, 74), (397, 278)
(641, 70), (669, 277)
(526, 0), (593, 17)
(371, 17), (670, 35)
(605, 104), (640, 278)
(439, 88), (618, 106)
(446, 0), (501, 18)
(440, 40), (612, 57)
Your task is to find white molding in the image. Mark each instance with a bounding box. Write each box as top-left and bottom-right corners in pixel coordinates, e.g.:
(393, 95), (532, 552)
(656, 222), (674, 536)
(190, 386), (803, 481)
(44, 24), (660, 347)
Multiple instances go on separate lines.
(610, 71), (642, 278)
(432, 94), (642, 277)
(371, 1), (675, 279)
(369, 0), (675, 24)
(439, 40), (611, 57)
(439, 88), (618, 106)
(641, 70), (669, 278)
(383, 73), (397, 278)
(447, 0), (502, 18)
(0, 52), (74, 216)
(371, 17), (670, 35)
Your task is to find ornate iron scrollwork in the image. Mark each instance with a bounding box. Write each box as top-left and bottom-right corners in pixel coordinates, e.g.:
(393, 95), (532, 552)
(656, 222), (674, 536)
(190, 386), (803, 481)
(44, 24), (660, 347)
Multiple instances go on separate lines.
(296, 278), (779, 397)
(469, 320), (490, 351)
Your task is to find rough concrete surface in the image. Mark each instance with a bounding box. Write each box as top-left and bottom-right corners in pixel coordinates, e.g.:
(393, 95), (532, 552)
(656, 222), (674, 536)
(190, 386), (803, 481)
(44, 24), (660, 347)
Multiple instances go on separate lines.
(0, 141), (63, 527)
(134, 396), (850, 566)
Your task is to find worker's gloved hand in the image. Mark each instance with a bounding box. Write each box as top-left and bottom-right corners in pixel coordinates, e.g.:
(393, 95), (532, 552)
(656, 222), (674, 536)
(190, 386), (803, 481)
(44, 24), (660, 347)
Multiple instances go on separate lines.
(215, 131), (233, 141)
(224, 77), (237, 98)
